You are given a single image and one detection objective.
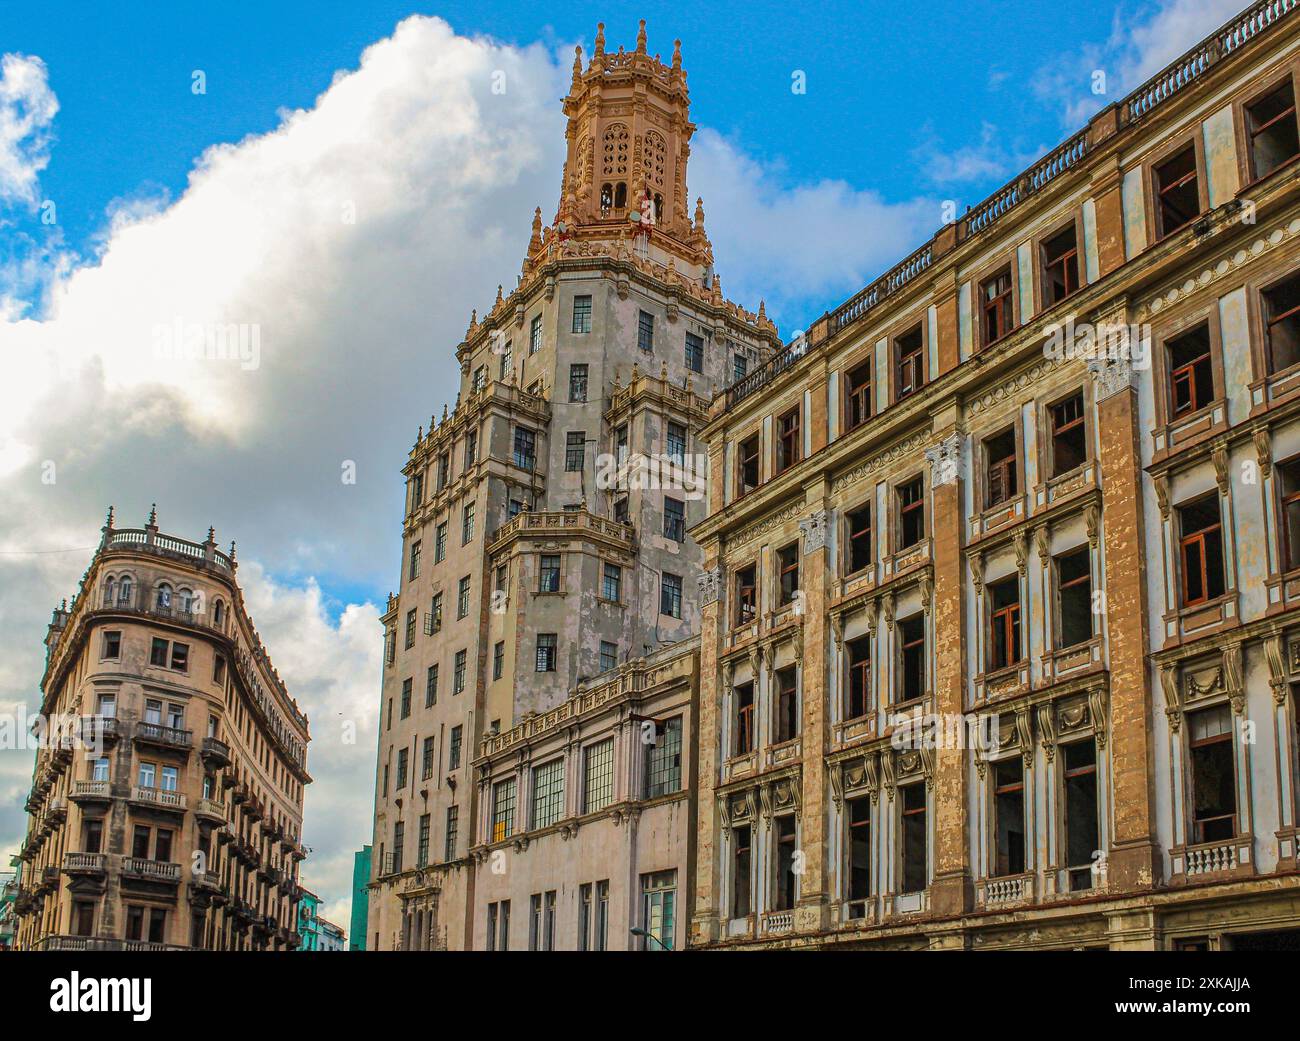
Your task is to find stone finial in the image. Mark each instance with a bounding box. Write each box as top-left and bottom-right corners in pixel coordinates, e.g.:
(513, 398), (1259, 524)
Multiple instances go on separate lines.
(672, 39), (682, 71)
(758, 299), (767, 321)
(660, 362), (668, 381)
(206, 526), (216, 543)
(103, 505), (115, 531)
(636, 19), (647, 54)
(466, 309), (478, 338)
(229, 540), (237, 560)
(441, 404), (449, 423)
(593, 22), (605, 56)
(528, 206), (543, 253)
(571, 45), (583, 86)
(417, 424), (423, 443)
(494, 284), (504, 308)
(147, 503), (158, 527)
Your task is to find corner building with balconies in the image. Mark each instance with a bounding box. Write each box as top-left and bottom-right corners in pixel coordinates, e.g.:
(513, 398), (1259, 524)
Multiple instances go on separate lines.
(13, 507), (311, 951)
(365, 21), (778, 950)
(690, 1), (1300, 950)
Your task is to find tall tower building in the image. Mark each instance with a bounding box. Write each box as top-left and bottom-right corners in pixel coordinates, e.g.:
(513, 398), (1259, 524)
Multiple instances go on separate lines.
(13, 508), (310, 951)
(366, 21), (779, 950)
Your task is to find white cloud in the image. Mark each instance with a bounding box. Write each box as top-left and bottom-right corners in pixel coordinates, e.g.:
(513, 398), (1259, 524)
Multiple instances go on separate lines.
(0, 53), (57, 208)
(1034, 0), (1247, 129)
(0, 15), (936, 928)
(913, 121), (1047, 188)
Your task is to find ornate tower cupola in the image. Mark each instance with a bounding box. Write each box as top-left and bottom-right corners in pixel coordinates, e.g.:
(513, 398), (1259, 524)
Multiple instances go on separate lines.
(546, 20), (710, 270)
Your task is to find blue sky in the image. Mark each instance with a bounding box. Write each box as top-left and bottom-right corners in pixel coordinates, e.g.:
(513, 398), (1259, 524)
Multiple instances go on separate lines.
(0, 0), (1248, 924)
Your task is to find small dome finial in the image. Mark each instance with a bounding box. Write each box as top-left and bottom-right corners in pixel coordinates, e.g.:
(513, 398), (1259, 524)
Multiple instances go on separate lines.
(147, 503), (157, 527)
(636, 19), (647, 54)
(672, 39), (682, 70)
(103, 505), (115, 530)
(572, 45), (583, 83)
(594, 22), (605, 57)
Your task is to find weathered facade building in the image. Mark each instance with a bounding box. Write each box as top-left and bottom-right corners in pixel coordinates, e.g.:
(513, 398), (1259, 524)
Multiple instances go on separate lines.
(13, 508), (310, 950)
(690, 0), (1300, 950)
(365, 21), (777, 950)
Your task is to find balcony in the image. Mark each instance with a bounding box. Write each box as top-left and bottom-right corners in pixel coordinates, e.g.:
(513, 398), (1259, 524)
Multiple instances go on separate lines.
(129, 786), (187, 813)
(121, 858), (181, 884)
(80, 716), (121, 746)
(976, 872), (1036, 909)
(1172, 835), (1255, 883)
(760, 910), (794, 935)
(40, 935), (187, 952)
(200, 736), (231, 768)
(134, 721), (193, 751)
(62, 852), (108, 877)
(70, 779), (112, 804)
(194, 798), (228, 825)
(46, 797), (68, 823)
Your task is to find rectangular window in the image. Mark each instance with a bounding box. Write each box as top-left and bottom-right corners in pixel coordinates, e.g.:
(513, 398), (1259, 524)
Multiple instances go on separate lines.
(464, 430), (478, 470)
(988, 576), (1022, 671)
(138, 761), (156, 789)
(900, 783), (927, 893)
(473, 365), (487, 393)
(847, 797), (871, 911)
(448, 725), (462, 769)
(895, 324), (924, 400)
(1154, 145), (1200, 239)
(425, 664), (438, 707)
(421, 736), (434, 780)
(1178, 494), (1225, 606)
(775, 666), (798, 744)
(429, 593), (443, 635)
(738, 434), (760, 495)
(544, 891), (556, 951)
(981, 267), (1014, 346)
(434, 523), (447, 562)
(666, 421), (686, 463)
(400, 677), (412, 719)
(499, 341), (513, 381)
(600, 640), (618, 672)
(602, 563), (621, 602)
(732, 825), (752, 918)
(396, 747), (408, 789)
(529, 314), (542, 354)
(417, 814), (430, 868)
(409, 540), (422, 580)
(734, 682), (755, 755)
(102, 630), (121, 660)
(984, 428), (1018, 507)
(462, 504), (475, 544)
(169, 643), (188, 671)
(540, 554), (561, 592)
(846, 635), (871, 720)
(685, 331), (704, 374)
(437, 453), (450, 490)
(150, 637), (168, 667)
(844, 358), (873, 431)
(531, 758), (565, 830)
(513, 426), (537, 470)
(154, 827), (173, 861)
(453, 649), (467, 694)
(1057, 548), (1093, 648)
(493, 641), (504, 681)
(638, 310), (655, 351)
(615, 424), (628, 465)
(456, 575), (470, 618)
(492, 778), (516, 842)
(1168, 323), (1214, 416)
(392, 822), (404, 873)
(1063, 739), (1099, 890)
(735, 563), (757, 626)
(660, 572), (682, 618)
(899, 615), (925, 703)
(583, 739), (615, 813)
(572, 295), (592, 334)
(733, 352), (748, 383)
(645, 717), (682, 797)
(536, 633), (557, 672)
(568, 363), (588, 402)
(664, 496), (685, 541)
(578, 883), (592, 951)
(1041, 223), (1080, 306)
(1263, 272), (1300, 374)
(847, 502), (872, 573)
(132, 824), (151, 859)
(1279, 459), (1300, 571)
(898, 476), (925, 549)
(776, 407), (801, 474)
(405, 609), (417, 649)
(594, 882), (608, 950)
(1189, 705), (1236, 844)
(641, 870), (677, 951)
(1050, 392), (1086, 477)
(1246, 78), (1299, 181)
(565, 431), (585, 472)
(993, 758), (1026, 877)
(777, 542), (799, 606)
(445, 806), (459, 861)
(773, 815), (797, 911)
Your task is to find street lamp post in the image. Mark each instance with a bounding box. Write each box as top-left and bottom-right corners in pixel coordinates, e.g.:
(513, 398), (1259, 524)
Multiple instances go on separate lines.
(629, 926), (670, 951)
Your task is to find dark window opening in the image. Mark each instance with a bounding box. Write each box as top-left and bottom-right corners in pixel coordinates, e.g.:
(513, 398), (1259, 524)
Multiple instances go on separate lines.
(1167, 323), (1214, 416)
(845, 359), (874, 430)
(773, 815), (798, 911)
(775, 666), (798, 744)
(732, 825), (752, 918)
(846, 635), (871, 720)
(847, 797), (871, 912)
(1050, 392), (1087, 477)
(1063, 739), (1099, 891)
(1057, 548), (1093, 648)
(738, 434), (761, 495)
(899, 615), (925, 703)
(1189, 705), (1236, 844)
(898, 476), (925, 549)
(993, 757), (1026, 876)
(1247, 79), (1299, 181)
(1264, 273), (1300, 374)
(847, 503), (873, 573)
(984, 427), (1018, 507)
(900, 783), (927, 893)
(777, 407), (801, 474)
(895, 325), (924, 400)
(1178, 494), (1225, 606)
(777, 542), (800, 607)
(989, 576), (1022, 671)
(1042, 224), (1080, 306)
(1154, 146), (1200, 239)
(1279, 459), (1300, 571)
(734, 682), (755, 756)
(735, 563), (757, 626)
(981, 267), (1014, 345)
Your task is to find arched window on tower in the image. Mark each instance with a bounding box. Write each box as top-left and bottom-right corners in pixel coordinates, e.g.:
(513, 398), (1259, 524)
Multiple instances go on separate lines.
(104, 576), (116, 606)
(214, 599), (225, 627)
(156, 583), (172, 610)
(118, 577), (132, 604)
(614, 182), (627, 210)
(600, 183), (613, 215)
(654, 193), (664, 224)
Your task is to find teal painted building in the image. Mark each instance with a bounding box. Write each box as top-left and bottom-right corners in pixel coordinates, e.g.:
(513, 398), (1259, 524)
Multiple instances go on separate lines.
(349, 846), (371, 951)
(297, 888), (323, 951)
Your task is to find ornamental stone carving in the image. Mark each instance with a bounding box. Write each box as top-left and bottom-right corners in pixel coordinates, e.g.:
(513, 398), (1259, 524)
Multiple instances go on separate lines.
(698, 565), (723, 607)
(926, 433), (962, 488)
(799, 509), (828, 552)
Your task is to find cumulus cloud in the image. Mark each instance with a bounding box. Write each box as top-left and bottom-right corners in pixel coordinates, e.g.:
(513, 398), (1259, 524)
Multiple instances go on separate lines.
(912, 121), (1048, 189)
(0, 53), (57, 208)
(1034, 0), (1248, 129)
(0, 15), (936, 926)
